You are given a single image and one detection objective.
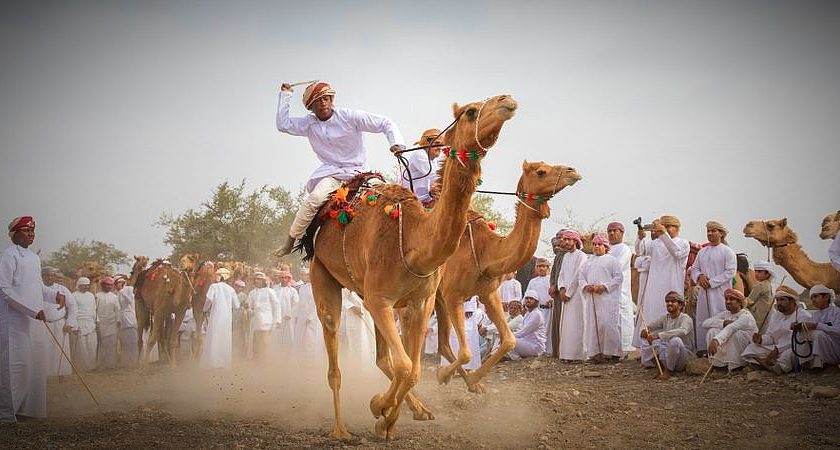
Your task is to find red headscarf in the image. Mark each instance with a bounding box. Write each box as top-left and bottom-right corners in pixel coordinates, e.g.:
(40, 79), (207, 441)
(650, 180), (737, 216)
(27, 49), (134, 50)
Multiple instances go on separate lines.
(560, 230), (583, 249)
(8, 216), (35, 232)
(303, 81), (335, 109)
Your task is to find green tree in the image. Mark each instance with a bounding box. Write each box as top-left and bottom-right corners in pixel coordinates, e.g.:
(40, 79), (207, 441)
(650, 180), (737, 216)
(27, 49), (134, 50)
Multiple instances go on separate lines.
(470, 193), (514, 235)
(158, 180), (298, 265)
(44, 239), (130, 276)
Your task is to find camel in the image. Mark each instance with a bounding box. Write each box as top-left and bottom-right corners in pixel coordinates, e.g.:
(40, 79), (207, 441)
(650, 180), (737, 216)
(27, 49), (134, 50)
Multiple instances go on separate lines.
(134, 258), (194, 365)
(303, 94), (517, 440)
(744, 218), (840, 293)
(435, 161), (581, 392)
(179, 253), (216, 358)
(74, 261), (108, 293)
(820, 210), (840, 240)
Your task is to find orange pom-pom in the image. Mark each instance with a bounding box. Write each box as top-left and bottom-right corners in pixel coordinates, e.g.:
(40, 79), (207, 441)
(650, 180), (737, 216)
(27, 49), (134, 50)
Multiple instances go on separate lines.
(384, 205), (394, 214)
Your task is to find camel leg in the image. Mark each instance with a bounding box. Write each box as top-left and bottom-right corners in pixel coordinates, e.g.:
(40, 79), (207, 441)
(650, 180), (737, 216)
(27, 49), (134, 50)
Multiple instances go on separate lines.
(434, 294), (472, 383)
(168, 304), (188, 367)
(191, 305), (205, 360)
(436, 293), (472, 386)
(136, 300), (149, 366)
(374, 294), (436, 440)
(374, 324), (435, 421)
(143, 308), (167, 365)
(310, 258), (351, 441)
(464, 291), (515, 392)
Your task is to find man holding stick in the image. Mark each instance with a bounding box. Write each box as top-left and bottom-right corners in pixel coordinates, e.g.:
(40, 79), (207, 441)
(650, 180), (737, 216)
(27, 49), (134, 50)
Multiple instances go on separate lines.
(580, 234), (623, 363)
(640, 291), (695, 380)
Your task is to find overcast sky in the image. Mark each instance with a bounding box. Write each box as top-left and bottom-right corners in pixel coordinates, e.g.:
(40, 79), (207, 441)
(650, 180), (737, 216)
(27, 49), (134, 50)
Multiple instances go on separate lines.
(1, 1), (838, 286)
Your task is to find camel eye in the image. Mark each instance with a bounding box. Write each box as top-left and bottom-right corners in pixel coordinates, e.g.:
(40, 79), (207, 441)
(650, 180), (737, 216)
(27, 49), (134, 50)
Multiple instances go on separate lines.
(536, 169), (546, 176)
(465, 108), (477, 120)
(767, 224), (774, 229)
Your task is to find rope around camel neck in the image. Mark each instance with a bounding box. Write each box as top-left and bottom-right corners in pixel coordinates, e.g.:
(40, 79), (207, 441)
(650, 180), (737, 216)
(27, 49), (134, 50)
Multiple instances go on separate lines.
(397, 201), (437, 278)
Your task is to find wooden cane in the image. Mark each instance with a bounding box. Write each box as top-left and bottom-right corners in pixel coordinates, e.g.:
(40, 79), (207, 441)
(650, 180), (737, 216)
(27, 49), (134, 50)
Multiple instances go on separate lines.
(638, 310), (664, 376)
(289, 79), (318, 87)
(43, 321), (100, 407)
(699, 355), (714, 384)
(588, 291), (603, 357)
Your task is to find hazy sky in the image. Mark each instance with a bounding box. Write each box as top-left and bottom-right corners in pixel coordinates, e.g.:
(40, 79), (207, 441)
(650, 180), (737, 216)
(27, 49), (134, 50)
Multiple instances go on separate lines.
(2, 1), (838, 285)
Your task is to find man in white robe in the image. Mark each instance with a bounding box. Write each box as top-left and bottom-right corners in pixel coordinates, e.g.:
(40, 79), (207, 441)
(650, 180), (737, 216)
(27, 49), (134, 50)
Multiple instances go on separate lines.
(580, 235), (623, 362)
(272, 270), (299, 358)
(829, 232), (840, 272)
(443, 296), (483, 370)
(525, 258), (553, 354)
(293, 269), (326, 366)
(95, 277), (120, 370)
(424, 313), (438, 358)
(690, 221), (737, 354)
(633, 215), (690, 349)
(486, 300), (524, 355)
(245, 272), (280, 361)
(555, 231), (588, 361)
(71, 277), (96, 371)
(400, 128), (444, 207)
(232, 280), (248, 359)
(177, 307), (195, 362)
(507, 293), (546, 360)
(273, 80), (405, 257)
(339, 289), (376, 367)
(741, 286), (811, 370)
(114, 275), (138, 369)
(772, 285), (840, 373)
(42, 267), (74, 378)
(704, 288), (758, 371)
(640, 291), (695, 380)
(199, 268), (240, 369)
(607, 222), (635, 352)
(746, 261), (775, 333)
(498, 272), (522, 310)
(0, 216), (53, 422)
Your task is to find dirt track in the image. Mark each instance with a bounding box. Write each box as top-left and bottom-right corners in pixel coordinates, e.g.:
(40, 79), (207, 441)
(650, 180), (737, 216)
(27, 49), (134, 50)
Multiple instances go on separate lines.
(2, 355), (839, 449)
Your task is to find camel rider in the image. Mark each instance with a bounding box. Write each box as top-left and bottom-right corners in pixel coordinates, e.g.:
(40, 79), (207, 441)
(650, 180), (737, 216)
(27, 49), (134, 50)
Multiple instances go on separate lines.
(400, 128), (444, 207)
(273, 80), (406, 257)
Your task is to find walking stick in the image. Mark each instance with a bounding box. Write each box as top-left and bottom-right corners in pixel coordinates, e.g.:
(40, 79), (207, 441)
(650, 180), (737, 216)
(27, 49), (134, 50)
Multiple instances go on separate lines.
(43, 321), (100, 407)
(637, 310), (664, 377)
(589, 291), (603, 357)
(288, 79), (318, 88)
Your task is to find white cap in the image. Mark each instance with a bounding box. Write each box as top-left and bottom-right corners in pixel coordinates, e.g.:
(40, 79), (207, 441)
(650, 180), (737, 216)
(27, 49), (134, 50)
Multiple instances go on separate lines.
(524, 289), (539, 300)
(753, 261), (775, 278)
(76, 277), (91, 287)
(810, 284), (835, 300)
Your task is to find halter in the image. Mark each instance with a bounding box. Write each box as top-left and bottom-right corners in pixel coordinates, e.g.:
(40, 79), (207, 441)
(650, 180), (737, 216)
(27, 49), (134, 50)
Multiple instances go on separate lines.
(478, 170), (566, 219)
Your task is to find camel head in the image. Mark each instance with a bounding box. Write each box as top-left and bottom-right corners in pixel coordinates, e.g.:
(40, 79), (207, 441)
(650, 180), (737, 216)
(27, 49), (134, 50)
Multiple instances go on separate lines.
(517, 161), (582, 198)
(131, 255), (148, 274)
(581, 232), (595, 255)
(179, 253), (200, 272)
(446, 95), (517, 151)
(820, 210), (840, 240)
(743, 218), (798, 247)
(75, 261), (106, 279)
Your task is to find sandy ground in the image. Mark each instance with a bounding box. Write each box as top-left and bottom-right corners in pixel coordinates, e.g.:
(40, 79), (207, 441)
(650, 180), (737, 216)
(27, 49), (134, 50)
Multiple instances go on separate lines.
(2, 354), (839, 449)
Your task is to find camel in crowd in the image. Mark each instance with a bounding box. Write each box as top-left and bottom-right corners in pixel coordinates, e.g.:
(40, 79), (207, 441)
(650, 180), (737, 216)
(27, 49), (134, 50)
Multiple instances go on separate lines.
(435, 161), (581, 393)
(744, 218), (840, 293)
(302, 94), (517, 440)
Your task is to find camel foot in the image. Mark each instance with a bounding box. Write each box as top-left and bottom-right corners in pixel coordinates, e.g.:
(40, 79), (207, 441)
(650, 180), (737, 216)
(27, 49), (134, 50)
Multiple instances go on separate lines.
(329, 422), (351, 441)
(436, 365), (456, 385)
(464, 372), (486, 394)
(369, 393), (391, 419)
(411, 406), (435, 421)
(374, 416), (397, 440)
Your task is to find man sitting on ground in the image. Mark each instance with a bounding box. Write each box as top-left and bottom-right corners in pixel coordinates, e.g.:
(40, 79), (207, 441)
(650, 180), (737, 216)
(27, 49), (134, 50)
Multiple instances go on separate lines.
(507, 291), (546, 360)
(640, 291), (695, 380)
(771, 284), (839, 373)
(703, 288), (758, 372)
(740, 285), (811, 370)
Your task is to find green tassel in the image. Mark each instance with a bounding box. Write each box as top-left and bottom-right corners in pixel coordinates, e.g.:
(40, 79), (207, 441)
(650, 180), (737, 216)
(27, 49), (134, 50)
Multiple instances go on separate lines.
(338, 210), (350, 225)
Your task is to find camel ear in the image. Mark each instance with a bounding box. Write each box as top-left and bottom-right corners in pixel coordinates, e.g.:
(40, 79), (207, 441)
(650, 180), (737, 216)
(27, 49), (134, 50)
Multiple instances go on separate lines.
(521, 160), (531, 171)
(452, 103), (462, 118)
(780, 218), (787, 227)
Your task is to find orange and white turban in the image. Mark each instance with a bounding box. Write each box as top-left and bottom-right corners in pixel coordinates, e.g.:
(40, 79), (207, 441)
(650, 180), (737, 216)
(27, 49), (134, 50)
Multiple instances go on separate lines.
(303, 81), (335, 109)
(8, 216), (35, 232)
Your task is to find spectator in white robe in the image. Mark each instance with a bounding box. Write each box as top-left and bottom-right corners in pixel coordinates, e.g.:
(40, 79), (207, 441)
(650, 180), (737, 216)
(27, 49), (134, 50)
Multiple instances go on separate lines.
(640, 291), (695, 380)
(498, 272), (522, 310)
(555, 231), (588, 361)
(232, 280), (248, 359)
(829, 232), (840, 272)
(525, 258), (553, 354)
(443, 297), (482, 370)
(273, 80), (405, 257)
(704, 288), (758, 371)
(690, 221), (737, 354)
(741, 286), (811, 370)
(400, 128), (444, 207)
(424, 313), (438, 358)
(113, 275), (138, 369)
(42, 267), (74, 377)
(95, 277), (120, 370)
(293, 269), (326, 366)
(486, 300), (524, 355)
(339, 289), (376, 368)
(772, 285), (840, 373)
(272, 270), (299, 358)
(580, 235), (623, 362)
(245, 272), (280, 361)
(0, 216), (54, 422)
(607, 222), (635, 352)
(507, 294), (546, 360)
(71, 277), (97, 371)
(199, 268), (240, 369)
(746, 261), (775, 333)
(177, 307), (195, 362)
(633, 216), (690, 349)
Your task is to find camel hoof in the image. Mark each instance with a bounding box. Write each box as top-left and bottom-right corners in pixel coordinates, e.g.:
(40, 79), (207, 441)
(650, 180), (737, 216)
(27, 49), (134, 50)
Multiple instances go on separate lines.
(467, 382), (486, 394)
(436, 366), (455, 385)
(412, 409), (435, 421)
(374, 417), (397, 440)
(329, 424), (351, 441)
(369, 393), (388, 419)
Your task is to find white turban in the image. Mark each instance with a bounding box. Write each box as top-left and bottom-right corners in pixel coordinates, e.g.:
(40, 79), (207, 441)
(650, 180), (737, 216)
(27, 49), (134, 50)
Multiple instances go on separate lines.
(524, 289), (539, 300)
(810, 284), (835, 300)
(753, 261), (775, 278)
(76, 277), (91, 288)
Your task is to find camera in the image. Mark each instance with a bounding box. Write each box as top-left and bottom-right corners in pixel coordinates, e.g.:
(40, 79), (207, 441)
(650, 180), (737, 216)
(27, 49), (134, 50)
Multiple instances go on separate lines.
(633, 216), (655, 231)
(632, 217), (643, 230)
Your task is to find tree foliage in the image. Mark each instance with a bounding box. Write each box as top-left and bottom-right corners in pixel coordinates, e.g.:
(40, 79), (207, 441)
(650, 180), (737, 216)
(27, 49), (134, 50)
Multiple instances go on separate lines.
(44, 239), (130, 276)
(471, 194), (514, 235)
(158, 180), (298, 265)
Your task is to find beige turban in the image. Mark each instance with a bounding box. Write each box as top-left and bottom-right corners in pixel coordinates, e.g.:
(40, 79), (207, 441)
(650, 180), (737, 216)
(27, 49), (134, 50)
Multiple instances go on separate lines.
(774, 285), (799, 300)
(724, 288), (746, 305)
(706, 220), (728, 237)
(665, 290), (686, 303)
(216, 267), (231, 281)
(659, 215), (681, 227)
(415, 128), (442, 146)
(303, 81), (335, 109)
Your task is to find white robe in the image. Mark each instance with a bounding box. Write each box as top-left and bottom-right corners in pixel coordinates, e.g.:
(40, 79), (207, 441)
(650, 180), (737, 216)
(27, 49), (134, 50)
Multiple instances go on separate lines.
(272, 285), (299, 358)
(508, 310), (546, 359)
(44, 283), (74, 377)
(95, 291), (120, 370)
(339, 289), (376, 367)
(399, 149), (441, 203)
(72, 291), (97, 371)
(555, 249), (588, 360)
(424, 313), (438, 355)
(741, 307), (811, 363)
(690, 243), (737, 351)
(245, 287), (280, 359)
(633, 233), (690, 348)
(608, 242), (635, 351)
(702, 308), (758, 370)
(829, 233), (840, 273)
(199, 282), (240, 369)
(0, 244), (48, 421)
(497, 278), (522, 303)
(580, 254), (623, 358)
(293, 283), (325, 365)
(775, 303), (840, 372)
(525, 275), (552, 353)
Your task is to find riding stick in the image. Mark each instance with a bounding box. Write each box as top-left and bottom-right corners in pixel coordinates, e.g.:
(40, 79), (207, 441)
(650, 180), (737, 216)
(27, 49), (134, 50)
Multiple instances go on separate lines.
(638, 310), (663, 376)
(43, 321), (100, 407)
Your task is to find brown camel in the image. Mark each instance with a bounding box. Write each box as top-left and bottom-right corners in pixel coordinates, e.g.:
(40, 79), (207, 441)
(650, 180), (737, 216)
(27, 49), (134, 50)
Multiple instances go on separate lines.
(820, 210), (840, 240)
(129, 256), (148, 286)
(304, 94), (517, 440)
(179, 253), (215, 358)
(435, 161), (581, 392)
(134, 259), (194, 365)
(744, 218), (840, 293)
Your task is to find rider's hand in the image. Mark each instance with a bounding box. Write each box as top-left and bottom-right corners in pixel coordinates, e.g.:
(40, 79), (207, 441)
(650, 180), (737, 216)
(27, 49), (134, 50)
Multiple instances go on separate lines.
(390, 144), (406, 154)
(280, 83), (293, 92)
